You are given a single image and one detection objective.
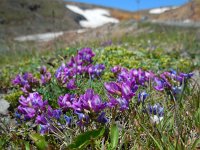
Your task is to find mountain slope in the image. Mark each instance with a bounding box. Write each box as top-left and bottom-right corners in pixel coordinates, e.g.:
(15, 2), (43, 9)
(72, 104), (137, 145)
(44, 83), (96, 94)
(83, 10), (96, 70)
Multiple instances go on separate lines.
(0, 0), (83, 38)
(156, 0), (200, 21)
(0, 0), (138, 39)
(65, 1), (140, 21)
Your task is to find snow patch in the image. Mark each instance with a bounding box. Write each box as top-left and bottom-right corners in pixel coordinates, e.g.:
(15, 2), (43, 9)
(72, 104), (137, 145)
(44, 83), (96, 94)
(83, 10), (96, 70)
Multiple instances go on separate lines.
(66, 5), (119, 28)
(76, 29), (87, 34)
(149, 7), (178, 14)
(15, 32), (64, 42)
(183, 19), (191, 23)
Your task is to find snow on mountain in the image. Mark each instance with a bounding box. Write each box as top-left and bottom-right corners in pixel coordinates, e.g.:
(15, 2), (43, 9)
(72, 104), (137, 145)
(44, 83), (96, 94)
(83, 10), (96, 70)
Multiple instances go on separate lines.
(66, 5), (119, 28)
(15, 32), (64, 42)
(149, 7), (178, 14)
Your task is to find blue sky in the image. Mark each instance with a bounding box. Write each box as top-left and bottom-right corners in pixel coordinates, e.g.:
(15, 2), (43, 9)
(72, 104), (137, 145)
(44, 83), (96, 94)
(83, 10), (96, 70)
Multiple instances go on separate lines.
(67, 0), (189, 11)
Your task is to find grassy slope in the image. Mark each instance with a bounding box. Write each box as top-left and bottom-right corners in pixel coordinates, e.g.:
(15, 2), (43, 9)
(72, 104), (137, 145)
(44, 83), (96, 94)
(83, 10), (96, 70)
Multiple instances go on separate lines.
(0, 22), (199, 91)
(0, 0), (81, 38)
(0, 22), (199, 67)
(0, 22), (200, 149)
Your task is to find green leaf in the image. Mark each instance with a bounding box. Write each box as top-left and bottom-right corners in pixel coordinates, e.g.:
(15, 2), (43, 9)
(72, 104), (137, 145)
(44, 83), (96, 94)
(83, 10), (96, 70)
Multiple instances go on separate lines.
(67, 127), (105, 149)
(30, 133), (48, 150)
(110, 124), (119, 149)
(140, 123), (163, 150)
(25, 141), (30, 150)
(148, 132), (163, 150)
(191, 138), (200, 150)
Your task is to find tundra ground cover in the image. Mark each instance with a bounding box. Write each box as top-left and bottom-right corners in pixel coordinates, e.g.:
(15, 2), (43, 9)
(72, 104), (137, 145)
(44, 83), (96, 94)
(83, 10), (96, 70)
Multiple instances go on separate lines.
(0, 23), (200, 149)
(0, 45), (199, 149)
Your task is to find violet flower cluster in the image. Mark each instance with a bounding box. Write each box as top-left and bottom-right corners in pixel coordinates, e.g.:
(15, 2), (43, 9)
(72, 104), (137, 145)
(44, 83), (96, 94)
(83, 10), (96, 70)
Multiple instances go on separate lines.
(154, 70), (193, 92)
(39, 66), (51, 85)
(154, 70), (193, 101)
(12, 73), (39, 94)
(17, 92), (72, 134)
(13, 48), (194, 135)
(105, 66), (193, 123)
(111, 66), (193, 98)
(104, 67), (154, 111)
(35, 107), (72, 134)
(17, 92), (48, 120)
(12, 66), (52, 94)
(58, 89), (107, 127)
(55, 48), (105, 89)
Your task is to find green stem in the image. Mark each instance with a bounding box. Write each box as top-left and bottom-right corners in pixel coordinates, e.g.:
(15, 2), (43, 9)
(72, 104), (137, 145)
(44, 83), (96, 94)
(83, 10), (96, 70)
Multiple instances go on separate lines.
(111, 108), (117, 125)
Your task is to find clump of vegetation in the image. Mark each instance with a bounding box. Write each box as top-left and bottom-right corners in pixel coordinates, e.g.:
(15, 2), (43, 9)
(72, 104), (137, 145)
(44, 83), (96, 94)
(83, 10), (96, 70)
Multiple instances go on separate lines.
(0, 22), (200, 149)
(1, 47), (199, 149)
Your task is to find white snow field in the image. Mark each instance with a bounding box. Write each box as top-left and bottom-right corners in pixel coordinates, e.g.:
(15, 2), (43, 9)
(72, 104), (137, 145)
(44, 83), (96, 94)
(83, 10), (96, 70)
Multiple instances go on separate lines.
(15, 32), (64, 42)
(149, 7), (178, 14)
(66, 5), (119, 28)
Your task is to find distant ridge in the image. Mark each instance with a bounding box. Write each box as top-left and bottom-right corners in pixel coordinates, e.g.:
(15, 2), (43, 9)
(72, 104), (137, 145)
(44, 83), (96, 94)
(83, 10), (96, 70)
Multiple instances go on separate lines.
(155, 0), (200, 21)
(0, 0), (199, 39)
(0, 0), (139, 38)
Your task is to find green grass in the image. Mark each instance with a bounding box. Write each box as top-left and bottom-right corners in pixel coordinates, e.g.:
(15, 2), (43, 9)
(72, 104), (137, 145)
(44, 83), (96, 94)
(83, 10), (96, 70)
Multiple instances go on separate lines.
(0, 22), (199, 149)
(1, 22), (200, 91)
(1, 22), (199, 67)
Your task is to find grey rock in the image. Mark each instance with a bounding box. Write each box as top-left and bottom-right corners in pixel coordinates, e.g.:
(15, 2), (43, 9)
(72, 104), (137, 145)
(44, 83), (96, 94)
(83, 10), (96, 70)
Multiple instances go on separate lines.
(0, 98), (10, 115)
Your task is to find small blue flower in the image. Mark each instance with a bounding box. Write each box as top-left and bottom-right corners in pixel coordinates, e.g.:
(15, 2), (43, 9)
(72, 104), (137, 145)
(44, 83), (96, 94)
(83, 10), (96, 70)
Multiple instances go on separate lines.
(97, 112), (108, 124)
(172, 86), (182, 95)
(15, 112), (21, 119)
(148, 103), (164, 117)
(170, 69), (177, 75)
(64, 115), (72, 126)
(138, 91), (148, 104)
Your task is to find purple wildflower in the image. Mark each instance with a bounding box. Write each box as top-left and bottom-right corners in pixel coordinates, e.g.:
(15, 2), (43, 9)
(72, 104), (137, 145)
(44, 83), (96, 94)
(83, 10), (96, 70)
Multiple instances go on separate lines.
(104, 81), (135, 100)
(36, 114), (48, 125)
(121, 82), (135, 99)
(87, 64), (105, 78)
(40, 124), (49, 134)
(75, 111), (90, 127)
(17, 92), (48, 119)
(179, 72), (193, 79)
(67, 79), (77, 90)
(12, 73), (39, 87)
(52, 109), (62, 120)
(106, 95), (119, 108)
(58, 94), (77, 111)
(104, 82), (122, 96)
(154, 77), (165, 91)
(40, 66), (51, 85)
(107, 95), (129, 111)
(12, 73), (39, 94)
(111, 66), (122, 75)
(18, 106), (36, 120)
(80, 89), (106, 112)
(78, 48), (95, 64)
